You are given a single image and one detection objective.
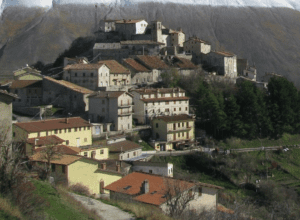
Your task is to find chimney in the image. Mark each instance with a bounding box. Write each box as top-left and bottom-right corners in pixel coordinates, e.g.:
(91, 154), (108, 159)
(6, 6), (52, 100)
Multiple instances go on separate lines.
(88, 119), (91, 124)
(141, 179), (149, 194)
(116, 164), (121, 172)
(101, 162), (106, 170)
(65, 117), (69, 124)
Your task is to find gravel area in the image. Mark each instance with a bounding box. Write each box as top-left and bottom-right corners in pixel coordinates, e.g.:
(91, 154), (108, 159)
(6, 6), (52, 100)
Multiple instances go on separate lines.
(69, 193), (135, 220)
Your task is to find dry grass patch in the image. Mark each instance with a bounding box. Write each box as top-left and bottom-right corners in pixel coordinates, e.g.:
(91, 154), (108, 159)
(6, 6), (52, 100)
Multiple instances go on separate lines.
(0, 196), (24, 220)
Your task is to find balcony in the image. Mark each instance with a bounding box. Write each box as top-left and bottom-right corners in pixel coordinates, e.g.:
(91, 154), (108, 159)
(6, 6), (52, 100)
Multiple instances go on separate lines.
(118, 110), (134, 116)
(167, 127), (192, 133)
(118, 103), (134, 108)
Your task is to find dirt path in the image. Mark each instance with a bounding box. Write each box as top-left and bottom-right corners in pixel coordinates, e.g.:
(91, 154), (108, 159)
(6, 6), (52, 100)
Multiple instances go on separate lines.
(69, 193), (135, 220)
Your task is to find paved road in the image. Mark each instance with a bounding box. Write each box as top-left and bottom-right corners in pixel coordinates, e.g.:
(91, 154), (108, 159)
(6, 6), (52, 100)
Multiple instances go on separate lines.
(69, 193), (135, 220)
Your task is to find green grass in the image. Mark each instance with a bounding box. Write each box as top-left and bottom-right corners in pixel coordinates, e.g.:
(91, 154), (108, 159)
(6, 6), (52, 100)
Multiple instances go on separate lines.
(139, 141), (154, 151)
(31, 180), (100, 220)
(221, 133), (300, 149)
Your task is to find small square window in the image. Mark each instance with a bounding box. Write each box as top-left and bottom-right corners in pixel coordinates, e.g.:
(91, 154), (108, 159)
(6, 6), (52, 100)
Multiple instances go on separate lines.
(84, 138), (87, 142)
(84, 152), (88, 157)
(66, 140), (69, 145)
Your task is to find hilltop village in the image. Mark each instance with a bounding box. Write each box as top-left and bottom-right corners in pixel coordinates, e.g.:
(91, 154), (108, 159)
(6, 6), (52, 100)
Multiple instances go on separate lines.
(0, 18), (286, 217)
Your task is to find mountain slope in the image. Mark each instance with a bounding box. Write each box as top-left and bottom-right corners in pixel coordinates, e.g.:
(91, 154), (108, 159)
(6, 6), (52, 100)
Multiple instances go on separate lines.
(1, 3), (300, 86)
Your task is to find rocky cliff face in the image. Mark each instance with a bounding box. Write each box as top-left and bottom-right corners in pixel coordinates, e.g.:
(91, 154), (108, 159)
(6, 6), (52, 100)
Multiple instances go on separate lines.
(1, 3), (300, 86)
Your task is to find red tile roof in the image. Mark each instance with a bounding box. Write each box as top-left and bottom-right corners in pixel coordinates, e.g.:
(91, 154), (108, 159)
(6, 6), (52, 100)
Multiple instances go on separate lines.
(44, 76), (93, 94)
(173, 57), (198, 69)
(27, 135), (64, 146)
(30, 152), (82, 165)
(133, 87), (185, 94)
(10, 80), (41, 89)
(136, 56), (170, 70)
(140, 97), (189, 103)
(97, 60), (130, 75)
(107, 140), (142, 153)
(123, 59), (150, 72)
(105, 172), (223, 206)
(34, 145), (81, 155)
(64, 63), (105, 70)
(154, 114), (195, 123)
(14, 117), (92, 133)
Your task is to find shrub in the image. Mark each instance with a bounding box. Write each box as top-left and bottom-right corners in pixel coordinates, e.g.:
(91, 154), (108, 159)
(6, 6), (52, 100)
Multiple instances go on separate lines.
(68, 183), (90, 196)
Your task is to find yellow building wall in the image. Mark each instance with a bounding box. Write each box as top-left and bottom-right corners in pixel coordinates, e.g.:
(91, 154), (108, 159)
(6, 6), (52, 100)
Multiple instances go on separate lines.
(26, 128), (92, 147)
(68, 159), (122, 194)
(79, 148), (109, 160)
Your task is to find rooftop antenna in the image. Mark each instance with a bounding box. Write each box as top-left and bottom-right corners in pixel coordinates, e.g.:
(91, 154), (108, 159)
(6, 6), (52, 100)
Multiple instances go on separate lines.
(95, 4), (98, 33)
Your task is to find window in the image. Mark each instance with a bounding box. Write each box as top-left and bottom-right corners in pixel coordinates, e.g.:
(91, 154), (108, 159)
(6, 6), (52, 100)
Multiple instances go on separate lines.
(83, 73), (85, 77)
(87, 127), (90, 130)
(62, 165), (66, 174)
(156, 123), (158, 128)
(198, 187), (202, 196)
(185, 107), (188, 111)
(68, 128), (71, 132)
(149, 170), (153, 174)
(15, 89), (18, 94)
(84, 152), (88, 157)
(156, 133), (160, 139)
(59, 129), (62, 134)
(75, 73), (77, 77)
(174, 108), (176, 111)
(174, 101), (176, 104)
(178, 123), (180, 128)
(84, 138), (87, 142)
(179, 107), (181, 111)
(165, 108), (169, 112)
(100, 149), (104, 154)
(127, 153), (129, 158)
(51, 164), (55, 172)
(91, 73), (94, 77)
(75, 128), (77, 132)
(79, 127), (81, 131)
(66, 140), (69, 145)
(133, 151), (136, 156)
(178, 133), (180, 137)
(166, 101), (169, 105)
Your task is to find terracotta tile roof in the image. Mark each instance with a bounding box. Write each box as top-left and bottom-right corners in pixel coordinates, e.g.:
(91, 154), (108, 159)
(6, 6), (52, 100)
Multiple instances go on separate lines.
(212, 51), (235, 57)
(30, 153), (82, 165)
(97, 159), (130, 175)
(13, 67), (41, 76)
(133, 87), (185, 94)
(107, 140), (142, 153)
(64, 63), (105, 70)
(104, 172), (196, 206)
(0, 89), (19, 99)
(123, 59), (150, 72)
(97, 60), (130, 75)
(140, 97), (189, 103)
(14, 117), (92, 133)
(115, 19), (145, 24)
(120, 41), (164, 45)
(44, 76), (93, 94)
(27, 135), (64, 146)
(34, 145), (81, 155)
(10, 80), (41, 89)
(154, 114), (195, 123)
(135, 56), (170, 70)
(173, 57), (198, 69)
(88, 91), (130, 99)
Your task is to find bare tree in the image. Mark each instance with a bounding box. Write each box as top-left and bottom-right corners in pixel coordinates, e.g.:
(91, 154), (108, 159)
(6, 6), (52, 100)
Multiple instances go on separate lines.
(163, 178), (196, 218)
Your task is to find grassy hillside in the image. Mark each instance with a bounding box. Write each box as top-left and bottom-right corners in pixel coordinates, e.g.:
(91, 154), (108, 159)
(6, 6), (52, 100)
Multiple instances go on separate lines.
(0, 4), (300, 86)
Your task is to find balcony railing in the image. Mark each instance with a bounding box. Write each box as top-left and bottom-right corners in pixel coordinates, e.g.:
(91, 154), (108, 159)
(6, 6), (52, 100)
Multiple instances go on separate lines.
(167, 126), (192, 133)
(118, 110), (134, 116)
(118, 103), (134, 108)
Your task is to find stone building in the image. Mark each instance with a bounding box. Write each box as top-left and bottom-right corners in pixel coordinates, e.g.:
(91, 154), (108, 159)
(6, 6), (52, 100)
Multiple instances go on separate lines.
(0, 90), (18, 145)
(8, 80), (43, 109)
(43, 76), (93, 114)
(183, 37), (211, 61)
(105, 172), (223, 214)
(115, 19), (148, 40)
(169, 29), (185, 47)
(63, 63), (110, 91)
(97, 60), (131, 88)
(106, 135), (143, 160)
(123, 58), (158, 84)
(134, 55), (170, 80)
(171, 56), (198, 76)
(151, 114), (195, 151)
(88, 91), (133, 131)
(131, 88), (189, 125)
(63, 57), (89, 67)
(203, 51), (237, 78)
